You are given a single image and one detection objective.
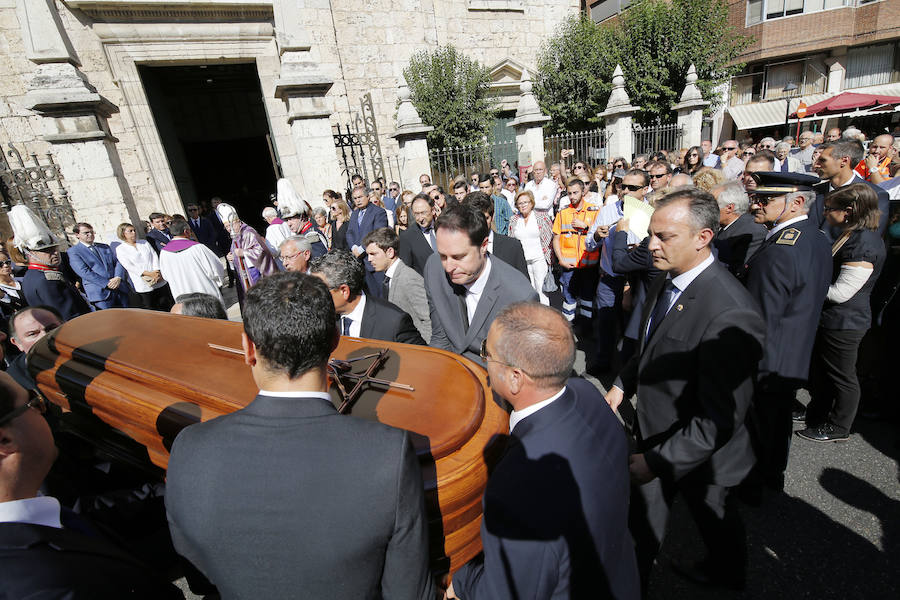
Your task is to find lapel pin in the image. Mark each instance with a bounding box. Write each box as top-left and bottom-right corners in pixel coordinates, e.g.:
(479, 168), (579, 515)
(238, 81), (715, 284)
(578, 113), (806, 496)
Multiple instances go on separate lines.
(675, 304), (683, 311)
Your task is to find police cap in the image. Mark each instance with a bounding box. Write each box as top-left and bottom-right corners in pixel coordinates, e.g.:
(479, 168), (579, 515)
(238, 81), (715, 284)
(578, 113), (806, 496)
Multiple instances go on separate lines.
(749, 171), (820, 195)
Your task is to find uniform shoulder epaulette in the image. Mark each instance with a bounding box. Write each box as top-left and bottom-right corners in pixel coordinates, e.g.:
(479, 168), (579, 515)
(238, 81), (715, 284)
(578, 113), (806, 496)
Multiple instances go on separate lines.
(775, 227), (801, 246)
(43, 270), (64, 281)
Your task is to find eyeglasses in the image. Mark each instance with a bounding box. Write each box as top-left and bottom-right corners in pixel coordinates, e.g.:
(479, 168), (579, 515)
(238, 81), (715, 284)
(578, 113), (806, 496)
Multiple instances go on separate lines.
(0, 391), (48, 427)
(749, 194), (782, 207)
(280, 251), (305, 261)
(723, 146), (737, 151)
(621, 183), (644, 191)
(743, 151), (755, 157)
(649, 173), (667, 180)
(574, 165), (584, 171)
(389, 187), (399, 192)
(0, 260), (12, 267)
(614, 163), (625, 168)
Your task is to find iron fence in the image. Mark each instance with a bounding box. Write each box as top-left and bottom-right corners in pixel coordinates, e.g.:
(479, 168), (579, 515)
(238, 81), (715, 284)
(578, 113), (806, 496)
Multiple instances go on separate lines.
(543, 128), (607, 169)
(0, 144), (75, 247)
(631, 123), (684, 156)
(428, 138), (517, 192)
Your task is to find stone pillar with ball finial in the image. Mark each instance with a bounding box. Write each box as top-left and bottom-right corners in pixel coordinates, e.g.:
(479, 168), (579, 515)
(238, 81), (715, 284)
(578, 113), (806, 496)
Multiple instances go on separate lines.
(673, 64), (710, 149)
(389, 74), (434, 190)
(508, 70), (551, 174)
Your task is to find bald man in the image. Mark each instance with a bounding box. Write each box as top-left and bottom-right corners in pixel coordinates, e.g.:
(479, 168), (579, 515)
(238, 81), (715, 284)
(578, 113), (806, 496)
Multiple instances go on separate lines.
(524, 161), (559, 217)
(856, 134), (894, 184)
(449, 302), (639, 600)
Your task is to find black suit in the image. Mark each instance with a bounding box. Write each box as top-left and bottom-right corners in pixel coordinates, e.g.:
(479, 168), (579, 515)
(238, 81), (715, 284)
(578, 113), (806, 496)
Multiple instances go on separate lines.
(615, 258), (766, 586)
(188, 217), (220, 253)
(453, 379), (640, 600)
(490, 233), (529, 278)
(356, 296), (426, 345)
(713, 212), (767, 276)
(398, 225), (435, 276)
(145, 228), (171, 254)
(0, 522), (183, 599)
(743, 216), (831, 487)
(811, 175), (891, 239)
(610, 232), (659, 343)
(166, 393), (433, 599)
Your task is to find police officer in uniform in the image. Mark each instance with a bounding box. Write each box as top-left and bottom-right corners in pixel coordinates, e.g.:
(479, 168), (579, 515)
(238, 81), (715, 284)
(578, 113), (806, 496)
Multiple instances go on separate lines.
(742, 172), (832, 492)
(9, 205), (90, 321)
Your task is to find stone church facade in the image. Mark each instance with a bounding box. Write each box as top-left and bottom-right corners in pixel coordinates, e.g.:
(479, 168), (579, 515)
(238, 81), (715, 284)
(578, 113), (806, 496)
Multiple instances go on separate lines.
(0, 0), (577, 241)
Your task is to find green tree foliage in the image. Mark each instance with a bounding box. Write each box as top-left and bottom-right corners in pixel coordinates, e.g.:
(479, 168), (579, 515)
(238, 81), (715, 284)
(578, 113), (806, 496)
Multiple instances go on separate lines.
(536, 0), (752, 131)
(403, 45), (497, 148)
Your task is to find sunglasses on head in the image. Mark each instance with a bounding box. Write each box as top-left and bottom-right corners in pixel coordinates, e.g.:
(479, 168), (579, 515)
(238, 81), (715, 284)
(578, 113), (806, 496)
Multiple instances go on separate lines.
(621, 184), (644, 192)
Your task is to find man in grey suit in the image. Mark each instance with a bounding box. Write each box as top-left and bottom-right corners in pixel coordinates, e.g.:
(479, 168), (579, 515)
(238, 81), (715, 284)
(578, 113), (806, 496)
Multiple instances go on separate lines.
(165, 272), (433, 599)
(364, 227), (432, 343)
(425, 204), (538, 366)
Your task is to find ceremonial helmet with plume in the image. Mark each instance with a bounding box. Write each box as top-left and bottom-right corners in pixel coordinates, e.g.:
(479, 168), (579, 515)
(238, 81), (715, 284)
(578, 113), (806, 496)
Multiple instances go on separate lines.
(8, 204), (59, 252)
(276, 178), (310, 220)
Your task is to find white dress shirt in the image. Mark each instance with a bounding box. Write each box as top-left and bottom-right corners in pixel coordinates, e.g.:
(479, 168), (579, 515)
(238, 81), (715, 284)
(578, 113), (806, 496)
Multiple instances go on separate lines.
(385, 258), (400, 280)
(257, 390), (333, 402)
(341, 293), (366, 338)
(525, 177), (559, 214)
(645, 253), (715, 337)
(462, 256), (492, 322)
(509, 386), (566, 433)
(0, 496), (62, 528)
(765, 215), (808, 240)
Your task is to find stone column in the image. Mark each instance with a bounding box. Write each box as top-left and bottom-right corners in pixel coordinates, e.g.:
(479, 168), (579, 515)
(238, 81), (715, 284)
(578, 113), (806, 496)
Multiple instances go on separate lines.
(389, 75), (433, 190)
(272, 1), (341, 208)
(16, 0), (141, 238)
(508, 70), (550, 171)
(599, 65), (640, 163)
(673, 65), (710, 150)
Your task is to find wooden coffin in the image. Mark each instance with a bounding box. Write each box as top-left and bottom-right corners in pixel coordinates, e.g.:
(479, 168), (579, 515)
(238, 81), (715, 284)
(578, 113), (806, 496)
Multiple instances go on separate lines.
(28, 309), (508, 573)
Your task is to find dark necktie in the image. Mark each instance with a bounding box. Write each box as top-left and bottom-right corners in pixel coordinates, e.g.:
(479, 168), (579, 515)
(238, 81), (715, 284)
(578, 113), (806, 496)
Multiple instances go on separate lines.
(647, 279), (678, 340)
(453, 284), (469, 332)
(193, 219), (200, 229)
(382, 275), (391, 296)
(88, 245), (105, 269)
(423, 227), (436, 250)
(342, 316), (352, 336)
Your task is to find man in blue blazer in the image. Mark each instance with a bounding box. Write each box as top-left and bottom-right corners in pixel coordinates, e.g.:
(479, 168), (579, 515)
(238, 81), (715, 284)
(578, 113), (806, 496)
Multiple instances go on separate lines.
(186, 204), (220, 252)
(345, 186), (388, 298)
(450, 302), (639, 600)
(66, 223), (129, 309)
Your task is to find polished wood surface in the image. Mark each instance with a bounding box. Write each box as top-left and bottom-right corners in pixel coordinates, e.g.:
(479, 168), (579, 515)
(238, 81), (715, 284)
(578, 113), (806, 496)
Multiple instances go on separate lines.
(29, 309), (508, 572)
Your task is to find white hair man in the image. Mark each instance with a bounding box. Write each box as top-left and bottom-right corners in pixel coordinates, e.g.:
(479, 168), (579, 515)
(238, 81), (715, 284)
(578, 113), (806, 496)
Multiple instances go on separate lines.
(262, 206), (291, 254)
(278, 235), (312, 274)
(710, 180), (767, 275)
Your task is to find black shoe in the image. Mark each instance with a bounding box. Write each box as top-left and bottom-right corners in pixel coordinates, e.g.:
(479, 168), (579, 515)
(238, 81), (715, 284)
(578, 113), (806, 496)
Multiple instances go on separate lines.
(792, 409), (806, 423)
(670, 559), (745, 591)
(795, 424), (849, 443)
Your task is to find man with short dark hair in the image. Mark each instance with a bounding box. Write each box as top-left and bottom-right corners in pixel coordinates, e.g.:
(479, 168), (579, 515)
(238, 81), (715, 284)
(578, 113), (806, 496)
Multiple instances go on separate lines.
(166, 272), (433, 599)
(145, 212), (171, 253)
(398, 194), (438, 276)
(451, 180), (468, 203)
(66, 222), (129, 309)
(418, 173), (432, 190)
(476, 173), (512, 235)
(424, 205), (537, 365)
(364, 227), (431, 342)
(449, 303), (639, 600)
(606, 187), (766, 592)
(310, 249), (424, 345)
(553, 179), (601, 325)
(812, 141), (890, 237)
(188, 204), (221, 252)
(345, 186), (389, 298)
(743, 153), (776, 191)
(463, 192), (528, 277)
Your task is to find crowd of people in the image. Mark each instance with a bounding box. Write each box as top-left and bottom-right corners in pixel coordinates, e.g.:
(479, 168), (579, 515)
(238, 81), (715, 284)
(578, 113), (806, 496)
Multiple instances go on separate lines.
(0, 123), (898, 599)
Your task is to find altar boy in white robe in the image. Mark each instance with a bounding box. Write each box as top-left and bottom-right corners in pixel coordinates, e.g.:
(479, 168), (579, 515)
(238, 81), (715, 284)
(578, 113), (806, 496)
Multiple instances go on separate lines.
(159, 218), (226, 308)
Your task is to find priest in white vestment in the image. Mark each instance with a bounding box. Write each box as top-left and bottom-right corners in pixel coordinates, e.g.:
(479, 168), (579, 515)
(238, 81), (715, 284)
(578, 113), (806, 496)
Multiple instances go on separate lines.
(159, 218), (226, 307)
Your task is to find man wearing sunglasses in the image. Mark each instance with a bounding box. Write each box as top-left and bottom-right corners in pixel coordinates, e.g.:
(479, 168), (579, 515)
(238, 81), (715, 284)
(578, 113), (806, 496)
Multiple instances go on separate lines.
(742, 171), (831, 494)
(720, 140), (746, 180)
(647, 161), (672, 192)
(0, 372), (184, 598)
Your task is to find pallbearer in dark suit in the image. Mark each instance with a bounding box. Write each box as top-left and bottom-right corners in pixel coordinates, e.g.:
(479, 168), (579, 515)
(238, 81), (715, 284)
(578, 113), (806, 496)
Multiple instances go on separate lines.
(710, 181), (767, 276)
(606, 188), (766, 592)
(449, 303), (639, 600)
(742, 172), (832, 491)
(346, 186), (389, 297)
(165, 273), (433, 599)
(398, 194), (438, 276)
(310, 249), (425, 345)
(0, 372), (183, 599)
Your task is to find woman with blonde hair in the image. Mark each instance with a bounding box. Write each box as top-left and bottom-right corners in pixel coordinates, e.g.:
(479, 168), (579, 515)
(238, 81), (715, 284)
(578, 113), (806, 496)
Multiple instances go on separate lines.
(508, 189), (553, 305)
(114, 222), (173, 311)
(798, 183), (886, 443)
(691, 167), (726, 192)
(330, 199), (351, 250)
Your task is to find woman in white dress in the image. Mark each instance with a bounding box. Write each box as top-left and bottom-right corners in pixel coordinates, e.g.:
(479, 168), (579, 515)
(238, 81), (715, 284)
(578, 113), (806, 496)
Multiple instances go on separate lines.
(508, 190), (553, 305)
(115, 223), (173, 311)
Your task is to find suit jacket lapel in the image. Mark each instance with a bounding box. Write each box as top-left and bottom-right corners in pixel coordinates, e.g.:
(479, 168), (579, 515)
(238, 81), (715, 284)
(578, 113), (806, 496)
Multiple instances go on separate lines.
(640, 262), (718, 355)
(639, 273), (667, 354)
(359, 296), (375, 338)
(465, 267), (500, 345)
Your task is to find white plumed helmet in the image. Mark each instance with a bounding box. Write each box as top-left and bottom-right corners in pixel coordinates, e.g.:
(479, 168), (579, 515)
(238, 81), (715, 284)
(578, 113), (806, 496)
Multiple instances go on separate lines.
(8, 204), (58, 252)
(276, 178), (310, 220)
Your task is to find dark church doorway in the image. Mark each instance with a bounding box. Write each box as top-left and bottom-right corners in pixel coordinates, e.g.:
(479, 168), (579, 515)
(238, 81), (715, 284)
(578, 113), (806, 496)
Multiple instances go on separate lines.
(139, 63), (279, 232)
